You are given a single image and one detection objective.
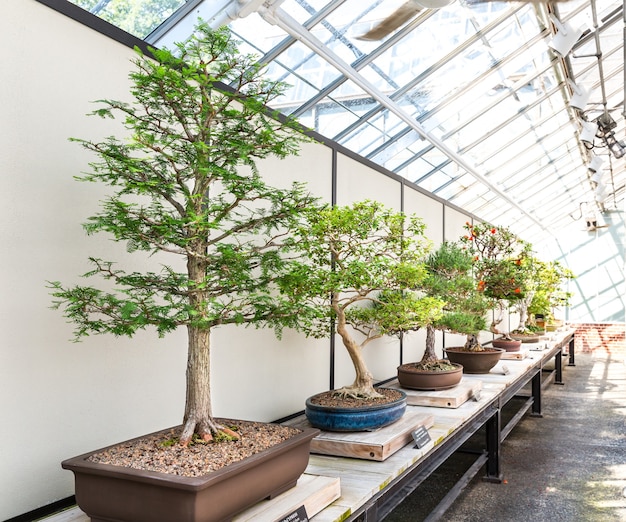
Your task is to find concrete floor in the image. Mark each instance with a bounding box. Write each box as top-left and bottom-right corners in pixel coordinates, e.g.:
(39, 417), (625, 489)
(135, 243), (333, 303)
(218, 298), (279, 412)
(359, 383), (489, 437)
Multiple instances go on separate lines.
(384, 351), (626, 522)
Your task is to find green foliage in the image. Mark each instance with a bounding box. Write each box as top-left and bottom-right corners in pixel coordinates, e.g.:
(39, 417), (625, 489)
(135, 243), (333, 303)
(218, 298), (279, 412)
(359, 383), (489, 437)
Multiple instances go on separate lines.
(528, 260), (575, 319)
(279, 201), (436, 343)
(49, 24), (317, 341)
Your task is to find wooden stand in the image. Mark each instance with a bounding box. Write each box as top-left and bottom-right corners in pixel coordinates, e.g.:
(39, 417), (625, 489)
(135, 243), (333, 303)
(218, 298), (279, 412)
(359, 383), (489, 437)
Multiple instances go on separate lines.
(233, 474), (341, 522)
(289, 409), (434, 461)
(387, 379), (482, 408)
(501, 348), (529, 360)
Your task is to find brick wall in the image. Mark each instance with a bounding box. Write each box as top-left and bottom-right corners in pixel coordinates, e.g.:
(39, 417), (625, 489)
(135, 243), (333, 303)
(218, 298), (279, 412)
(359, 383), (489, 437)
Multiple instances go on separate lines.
(571, 323), (626, 356)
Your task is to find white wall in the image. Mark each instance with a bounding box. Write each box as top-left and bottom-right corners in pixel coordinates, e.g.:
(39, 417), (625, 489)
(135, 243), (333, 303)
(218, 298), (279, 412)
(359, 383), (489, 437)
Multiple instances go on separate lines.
(1, 1), (477, 518)
(1, 2), (190, 518)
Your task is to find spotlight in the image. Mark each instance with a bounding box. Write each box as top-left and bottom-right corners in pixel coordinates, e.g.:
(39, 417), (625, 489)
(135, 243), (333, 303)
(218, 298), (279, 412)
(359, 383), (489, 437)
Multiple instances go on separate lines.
(606, 134), (626, 159)
(588, 155), (603, 173)
(580, 121), (597, 148)
(595, 182), (606, 197)
(568, 80), (591, 111)
(591, 170), (603, 183)
(595, 112), (617, 134)
(548, 15), (585, 57)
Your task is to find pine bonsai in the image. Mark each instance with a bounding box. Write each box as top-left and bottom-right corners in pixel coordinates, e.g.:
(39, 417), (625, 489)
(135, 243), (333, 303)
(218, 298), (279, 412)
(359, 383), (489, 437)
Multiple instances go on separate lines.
(279, 200), (440, 400)
(418, 241), (490, 359)
(49, 24), (317, 446)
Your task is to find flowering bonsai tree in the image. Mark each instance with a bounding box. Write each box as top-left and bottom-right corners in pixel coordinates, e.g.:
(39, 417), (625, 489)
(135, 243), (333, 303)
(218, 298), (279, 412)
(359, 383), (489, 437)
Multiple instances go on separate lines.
(49, 25), (318, 446)
(279, 200), (438, 400)
(461, 222), (530, 340)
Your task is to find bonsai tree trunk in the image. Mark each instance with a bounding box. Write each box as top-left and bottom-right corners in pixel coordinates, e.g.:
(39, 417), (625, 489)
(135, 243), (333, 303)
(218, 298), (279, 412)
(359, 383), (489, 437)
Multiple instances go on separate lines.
(517, 291), (535, 330)
(421, 324), (439, 365)
(464, 333), (484, 351)
(490, 299), (510, 338)
(334, 301), (383, 399)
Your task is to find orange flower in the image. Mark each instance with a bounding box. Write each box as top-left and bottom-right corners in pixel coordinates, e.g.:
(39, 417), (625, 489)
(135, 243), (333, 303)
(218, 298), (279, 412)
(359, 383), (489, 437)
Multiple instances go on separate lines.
(477, 280), (486, 291)
(514, 288), (521, 293)
(490, 228), (496, 234)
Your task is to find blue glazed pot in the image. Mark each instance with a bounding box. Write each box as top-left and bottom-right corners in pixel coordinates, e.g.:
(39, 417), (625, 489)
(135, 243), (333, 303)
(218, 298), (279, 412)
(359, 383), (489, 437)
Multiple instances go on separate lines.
(305, 389), (407, 432)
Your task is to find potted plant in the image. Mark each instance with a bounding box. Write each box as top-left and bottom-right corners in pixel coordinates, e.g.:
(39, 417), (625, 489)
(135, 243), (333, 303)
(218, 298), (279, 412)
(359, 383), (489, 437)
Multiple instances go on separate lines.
(396, 241), (489, 388)
(528, 260), (575, 332)
(49, 24), (320, 522)
(279, 200), (439, 431)
(460, 222), (530, 349)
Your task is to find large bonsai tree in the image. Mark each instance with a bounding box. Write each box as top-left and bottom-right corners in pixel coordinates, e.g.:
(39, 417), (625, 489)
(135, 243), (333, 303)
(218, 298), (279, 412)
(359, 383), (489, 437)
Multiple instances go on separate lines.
(49, 25), (317, 446)
(279, 200), (439, 399)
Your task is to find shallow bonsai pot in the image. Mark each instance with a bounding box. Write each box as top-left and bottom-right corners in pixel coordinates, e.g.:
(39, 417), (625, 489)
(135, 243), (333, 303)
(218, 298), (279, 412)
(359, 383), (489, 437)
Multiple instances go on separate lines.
(444, 347), (505, 374)
(397, 362), (463, 390)
(510, 333), (541, 343)
(492, 338), (522, 352)
(305, 389), (407, 432)
(62, 424), (319, 522)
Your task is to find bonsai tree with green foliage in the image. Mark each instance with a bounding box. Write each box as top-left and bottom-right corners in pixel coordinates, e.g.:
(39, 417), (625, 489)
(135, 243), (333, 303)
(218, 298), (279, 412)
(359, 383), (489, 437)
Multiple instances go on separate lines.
(461, 222), (529, 340)
(528, 260), (575, 328)
(279, 200), (440, 400)
(418, 241), (491, 358)
(49, 24), (318, 446)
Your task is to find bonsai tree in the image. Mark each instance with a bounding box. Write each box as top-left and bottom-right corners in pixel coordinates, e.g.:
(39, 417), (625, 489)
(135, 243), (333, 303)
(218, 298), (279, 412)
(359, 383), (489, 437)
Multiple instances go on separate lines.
(528, 260), (575, 328)
(279, 200), (439, 400)
(49, 24), (318, 446)
(420, 241), (491, 357)
(391, 241), (491, 367)
(461, 222), (530, 340)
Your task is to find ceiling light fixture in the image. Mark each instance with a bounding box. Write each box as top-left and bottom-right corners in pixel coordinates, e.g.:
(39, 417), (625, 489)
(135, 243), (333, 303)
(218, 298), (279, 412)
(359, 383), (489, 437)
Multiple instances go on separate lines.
(568, 80), (591, 111)
(548, 15), (585, 57)
(587, 154), (603, 173)
(580, 120), (598, 148)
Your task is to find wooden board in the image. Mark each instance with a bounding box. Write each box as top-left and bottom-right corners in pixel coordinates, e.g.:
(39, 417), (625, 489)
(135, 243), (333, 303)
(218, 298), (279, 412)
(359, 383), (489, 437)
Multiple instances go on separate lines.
(234, 474), (340, 522)
(387, 379), (482, 408)
(501, 348), (529, 360)
(289, 409), (434, 461)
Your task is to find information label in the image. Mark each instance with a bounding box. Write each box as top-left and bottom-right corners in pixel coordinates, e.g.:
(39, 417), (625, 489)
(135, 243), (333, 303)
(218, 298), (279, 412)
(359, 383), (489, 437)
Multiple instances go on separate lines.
(411, 425), (431, 449)
(276, 505), (308, 522)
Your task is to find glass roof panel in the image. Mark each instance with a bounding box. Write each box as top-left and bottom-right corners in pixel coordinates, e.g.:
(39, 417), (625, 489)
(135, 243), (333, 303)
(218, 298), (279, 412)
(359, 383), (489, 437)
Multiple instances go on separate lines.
(64, 0), (624, 241)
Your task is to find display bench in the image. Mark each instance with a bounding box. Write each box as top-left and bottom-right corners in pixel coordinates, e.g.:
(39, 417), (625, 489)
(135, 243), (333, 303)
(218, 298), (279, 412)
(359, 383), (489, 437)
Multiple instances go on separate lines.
(302, 328), (576, 522)
(43, 330), (574, 522)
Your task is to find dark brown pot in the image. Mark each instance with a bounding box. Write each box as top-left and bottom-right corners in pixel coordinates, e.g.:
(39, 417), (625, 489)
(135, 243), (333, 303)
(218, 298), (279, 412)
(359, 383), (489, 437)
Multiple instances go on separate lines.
(62, 424), (319, 522)
(444, 347), (504, 374)
(492, 338), (522, 351)
(397, 362), (463, 390)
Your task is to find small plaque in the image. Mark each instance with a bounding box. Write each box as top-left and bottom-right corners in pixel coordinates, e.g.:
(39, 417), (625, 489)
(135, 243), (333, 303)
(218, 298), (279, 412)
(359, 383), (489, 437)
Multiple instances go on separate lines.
(276, 505), (308, 522)
(501, 365), (510, 375)
(472, 390), (481, 402)
(411, 425), (431, 449)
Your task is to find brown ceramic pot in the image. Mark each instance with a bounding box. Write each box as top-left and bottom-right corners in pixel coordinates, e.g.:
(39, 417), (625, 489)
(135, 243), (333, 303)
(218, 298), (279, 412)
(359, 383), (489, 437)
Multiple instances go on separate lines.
(444, 347), (504, 374)
(62, 424), (319, 522)
(492, 338), (522, 351)
(397, 362), (463, 390)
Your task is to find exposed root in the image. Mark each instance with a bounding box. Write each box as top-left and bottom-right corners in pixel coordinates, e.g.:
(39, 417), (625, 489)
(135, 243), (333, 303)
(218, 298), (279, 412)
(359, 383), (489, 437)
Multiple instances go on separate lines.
(332, 386), (384, 400)
(179, 419), (241, 446)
